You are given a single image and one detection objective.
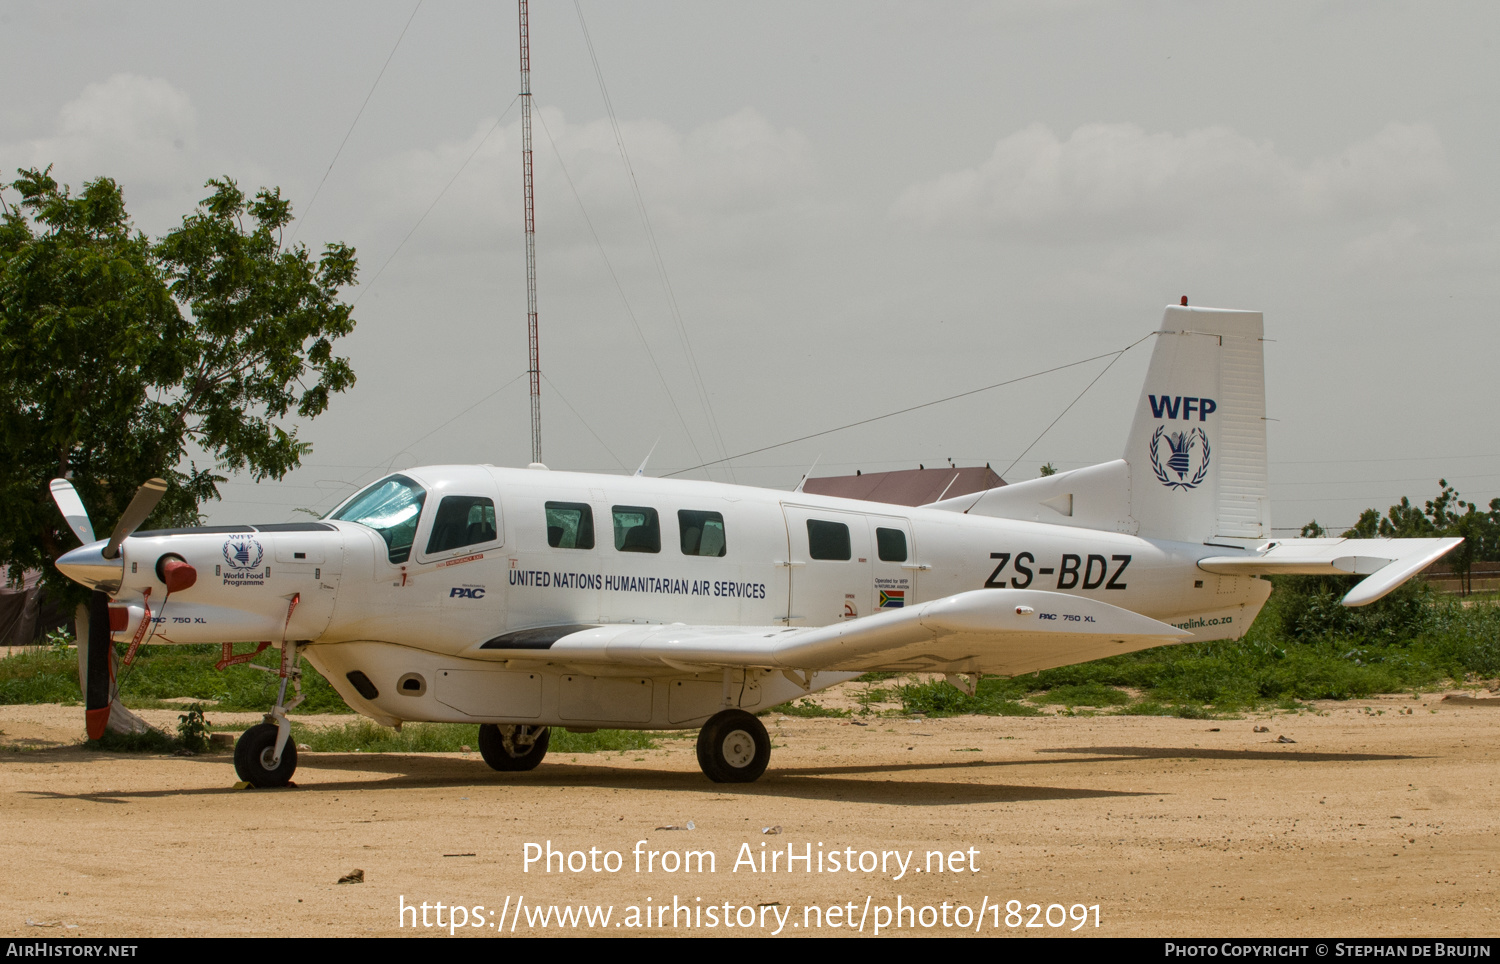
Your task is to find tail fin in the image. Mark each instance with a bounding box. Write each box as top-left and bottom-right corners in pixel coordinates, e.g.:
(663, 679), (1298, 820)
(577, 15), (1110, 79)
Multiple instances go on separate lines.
(927, 304), (1269, 546)
(1124, 305), (1268, 545)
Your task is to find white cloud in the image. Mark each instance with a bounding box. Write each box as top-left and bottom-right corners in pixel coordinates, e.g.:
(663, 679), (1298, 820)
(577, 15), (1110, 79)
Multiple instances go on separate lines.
(892, 122), (1449, 238)
(16, 74), (199, 197)
(355, 106), (815, 251)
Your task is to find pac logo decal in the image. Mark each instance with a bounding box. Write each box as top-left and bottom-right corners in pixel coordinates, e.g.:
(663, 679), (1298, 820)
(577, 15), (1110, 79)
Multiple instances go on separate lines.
(1149, 425), (1210, 490)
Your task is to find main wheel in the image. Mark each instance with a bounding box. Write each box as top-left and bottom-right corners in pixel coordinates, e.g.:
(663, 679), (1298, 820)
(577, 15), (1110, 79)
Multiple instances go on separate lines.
(233, 722), (298, 788)
(478, 724), (550, 771)
(695, 710), (770, 783)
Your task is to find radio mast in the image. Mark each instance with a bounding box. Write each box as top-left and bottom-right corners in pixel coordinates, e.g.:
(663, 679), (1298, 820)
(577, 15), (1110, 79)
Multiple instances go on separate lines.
(518, 0), (542, 464)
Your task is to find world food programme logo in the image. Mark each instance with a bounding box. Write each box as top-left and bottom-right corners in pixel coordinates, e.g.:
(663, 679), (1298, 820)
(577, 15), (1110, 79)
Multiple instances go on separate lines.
(1149, 425), (1210, 490)
(222, 537), (264, 570)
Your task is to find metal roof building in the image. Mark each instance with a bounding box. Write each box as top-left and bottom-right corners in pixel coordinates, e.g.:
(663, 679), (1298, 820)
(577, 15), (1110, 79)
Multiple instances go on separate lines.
(801, 465), (1005, 507)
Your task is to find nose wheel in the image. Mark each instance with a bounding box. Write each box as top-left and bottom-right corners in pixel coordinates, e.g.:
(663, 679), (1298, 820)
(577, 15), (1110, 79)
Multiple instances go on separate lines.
(478, 724), (550, 771)
(696, 709), (770, 783)
(234, 722), (298, 787)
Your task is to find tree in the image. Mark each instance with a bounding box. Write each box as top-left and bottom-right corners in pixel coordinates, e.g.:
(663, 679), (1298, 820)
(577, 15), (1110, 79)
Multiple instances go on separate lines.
(0, 168), (357, 601)
(1342, 508), (1381, 539)
(1340, 479), (1500, 596)
(1039, 463), (1057, 477)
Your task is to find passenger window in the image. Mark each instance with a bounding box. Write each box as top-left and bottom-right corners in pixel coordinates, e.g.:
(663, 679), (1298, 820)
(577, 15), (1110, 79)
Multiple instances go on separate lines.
(613, 506), (660, 553)
(679, 510), (727, 557)
(426, 497), (498, 554)
(806, 519), (851, 561)
(545, 502), (595, 549)
(876, 527), (908, 562)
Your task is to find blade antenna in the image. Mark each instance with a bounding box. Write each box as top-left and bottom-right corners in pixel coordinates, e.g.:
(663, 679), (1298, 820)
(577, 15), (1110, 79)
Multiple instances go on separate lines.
(634, 438), (660, 477)
(793, 455), (822, 493)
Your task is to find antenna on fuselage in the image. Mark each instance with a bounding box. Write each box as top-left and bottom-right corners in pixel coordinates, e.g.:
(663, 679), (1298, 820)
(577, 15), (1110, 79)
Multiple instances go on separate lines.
(792, 454), (822, 493)
(634, 437), (660, 477)
(519, 0), (542, 465)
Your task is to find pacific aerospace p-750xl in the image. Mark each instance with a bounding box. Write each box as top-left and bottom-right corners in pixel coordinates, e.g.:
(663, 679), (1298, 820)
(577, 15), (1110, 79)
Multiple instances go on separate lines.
(51, 306), (1458, 786)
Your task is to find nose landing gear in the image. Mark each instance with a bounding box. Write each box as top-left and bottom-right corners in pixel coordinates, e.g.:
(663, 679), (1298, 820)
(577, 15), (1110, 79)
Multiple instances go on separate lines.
(232, 639), (305, 788)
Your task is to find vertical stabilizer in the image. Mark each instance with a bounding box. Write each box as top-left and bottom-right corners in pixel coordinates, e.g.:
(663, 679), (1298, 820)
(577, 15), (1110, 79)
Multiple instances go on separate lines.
(1123, 306), (1268, 545)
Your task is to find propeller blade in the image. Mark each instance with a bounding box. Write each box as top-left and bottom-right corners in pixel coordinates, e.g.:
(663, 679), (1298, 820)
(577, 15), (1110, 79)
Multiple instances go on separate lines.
(103, 478), (167, 560)
(49, 479), (95, 545)
(85, 589), (112, 740)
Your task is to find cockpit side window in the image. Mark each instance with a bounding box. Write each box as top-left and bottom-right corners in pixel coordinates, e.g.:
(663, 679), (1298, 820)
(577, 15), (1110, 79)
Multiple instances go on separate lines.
(427, 496), (498, 554)
(330, 474), (426, 564)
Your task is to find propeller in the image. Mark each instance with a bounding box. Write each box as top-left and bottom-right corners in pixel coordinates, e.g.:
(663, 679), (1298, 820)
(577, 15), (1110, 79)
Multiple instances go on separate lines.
(104, 478), (167, 559)
(47, 477), (169, 740)
(48, 479), (95, 545)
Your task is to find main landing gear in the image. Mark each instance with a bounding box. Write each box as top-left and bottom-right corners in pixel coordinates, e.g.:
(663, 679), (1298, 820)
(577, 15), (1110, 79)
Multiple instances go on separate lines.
(696, 709), (771, 783)
(478, 724), (550, 771)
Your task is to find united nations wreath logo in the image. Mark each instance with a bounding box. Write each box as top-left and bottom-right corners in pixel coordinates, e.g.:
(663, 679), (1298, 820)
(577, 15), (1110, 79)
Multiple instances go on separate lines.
(1149, 425), (1210, 490)
(222, 537), (264, 570)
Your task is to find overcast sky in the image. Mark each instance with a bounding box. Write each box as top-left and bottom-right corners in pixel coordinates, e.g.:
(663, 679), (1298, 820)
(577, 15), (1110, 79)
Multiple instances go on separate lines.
(5, 1), (1497, 532)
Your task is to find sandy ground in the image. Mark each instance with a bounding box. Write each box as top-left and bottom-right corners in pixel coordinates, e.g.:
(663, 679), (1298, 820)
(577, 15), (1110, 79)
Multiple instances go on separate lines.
(1, 691), (1498, 939)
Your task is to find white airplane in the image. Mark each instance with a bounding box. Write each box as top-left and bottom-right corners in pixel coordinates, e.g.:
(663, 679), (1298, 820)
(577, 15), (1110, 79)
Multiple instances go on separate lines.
(50, 305), (1459, 787)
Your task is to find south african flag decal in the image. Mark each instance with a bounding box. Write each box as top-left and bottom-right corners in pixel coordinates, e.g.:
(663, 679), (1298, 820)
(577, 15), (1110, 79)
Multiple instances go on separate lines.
(879, 590), (905, 609)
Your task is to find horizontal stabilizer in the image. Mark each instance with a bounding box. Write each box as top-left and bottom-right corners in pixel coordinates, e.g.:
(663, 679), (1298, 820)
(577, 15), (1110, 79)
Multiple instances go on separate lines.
(496, 589), (1189, 677)
(1196, 537), (1461, 607)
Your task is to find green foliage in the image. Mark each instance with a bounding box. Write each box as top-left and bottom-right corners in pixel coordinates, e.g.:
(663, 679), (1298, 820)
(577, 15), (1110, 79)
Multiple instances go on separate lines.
(289, 720), (658, 754)
(1032, 683), (1132, 706)
(1272, 575), (1435, 644)
(895, 678), (1041, 717)
(1327, 480), (1500, 596)
(0, 646), (82, 704)
(87, 728), (179, 753)
(115, 644), (350, 712)
(0, 168), (357, 600)
(0, 642), (352, 713)
(175, 703), (210, 753)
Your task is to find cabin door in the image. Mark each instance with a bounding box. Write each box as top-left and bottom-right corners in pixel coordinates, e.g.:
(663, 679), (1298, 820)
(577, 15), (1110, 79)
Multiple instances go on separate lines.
(780, 505), (873, 627)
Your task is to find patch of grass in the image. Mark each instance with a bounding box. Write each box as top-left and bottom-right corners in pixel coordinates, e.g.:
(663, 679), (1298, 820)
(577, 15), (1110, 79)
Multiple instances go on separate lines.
(553, 729), (661, 752)
(0, 643), (352, 713)
(895, 678), (1041, 717)
(1032, 683), (1132, 707)
(853, 672), (900, 682)
(762, 699), (849, 718)
(1118, 701), (1216, 719)
(288, 720), (659, 754)
(0, 648), (83, 704)
(87, 728), (180, 753)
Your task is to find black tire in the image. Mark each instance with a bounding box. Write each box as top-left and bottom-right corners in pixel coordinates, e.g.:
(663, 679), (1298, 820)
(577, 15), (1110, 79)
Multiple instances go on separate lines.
(233, 722), (298, 788)
(478, 724), (550, 771)
(695, 710), (770, 783)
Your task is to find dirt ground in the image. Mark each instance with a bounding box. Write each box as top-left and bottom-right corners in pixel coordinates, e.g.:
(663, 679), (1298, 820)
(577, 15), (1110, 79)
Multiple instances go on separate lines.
(1, 690), (1498, 938)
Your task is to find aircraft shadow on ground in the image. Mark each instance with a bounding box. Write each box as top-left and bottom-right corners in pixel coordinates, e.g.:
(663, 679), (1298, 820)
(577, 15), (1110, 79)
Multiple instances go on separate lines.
(14, 743), (1420, 806)
(1036, 745), (1421, 763)
(18, 750), (1149, 806)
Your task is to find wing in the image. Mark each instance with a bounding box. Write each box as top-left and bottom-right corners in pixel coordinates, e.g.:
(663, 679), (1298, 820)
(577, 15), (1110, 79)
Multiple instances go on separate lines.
(481, 589), (1188, 677)
(1197, 536), (1460, 607)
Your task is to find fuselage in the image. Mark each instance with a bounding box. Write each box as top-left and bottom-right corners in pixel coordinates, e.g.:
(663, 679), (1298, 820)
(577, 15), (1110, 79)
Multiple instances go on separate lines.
(62, 463), (1270, 728)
